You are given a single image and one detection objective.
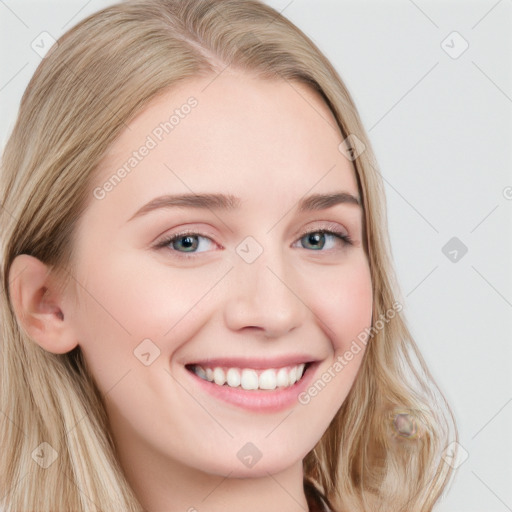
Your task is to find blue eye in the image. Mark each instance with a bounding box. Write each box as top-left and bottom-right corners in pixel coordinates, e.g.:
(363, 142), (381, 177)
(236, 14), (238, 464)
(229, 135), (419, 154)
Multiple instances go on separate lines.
(155, 228), (352, 259)
(298, 230), (352, 251)
(160, 233), (215, 254)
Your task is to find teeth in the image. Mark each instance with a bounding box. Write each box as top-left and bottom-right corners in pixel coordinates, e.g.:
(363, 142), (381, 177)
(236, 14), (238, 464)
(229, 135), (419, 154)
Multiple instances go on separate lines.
(276, 367), (289, 387)
(194, 365), (208, 380)
(259, 369), (277, 390)
(289, 366), (297, 385)
(213, 367), (225, 386)
(240, 369), (259, 390)
(226, 368), (241, 387)
(191, 363), (308, 391)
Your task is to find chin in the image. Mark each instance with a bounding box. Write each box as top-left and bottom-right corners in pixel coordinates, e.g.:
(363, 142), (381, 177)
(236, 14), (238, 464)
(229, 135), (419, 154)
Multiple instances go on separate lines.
(205, 444), (307, 478)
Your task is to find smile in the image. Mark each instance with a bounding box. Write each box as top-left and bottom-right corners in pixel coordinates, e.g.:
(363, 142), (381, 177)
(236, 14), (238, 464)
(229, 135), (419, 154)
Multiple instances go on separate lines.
(183, 358), (319, 413)
(187, 363), (309, 391)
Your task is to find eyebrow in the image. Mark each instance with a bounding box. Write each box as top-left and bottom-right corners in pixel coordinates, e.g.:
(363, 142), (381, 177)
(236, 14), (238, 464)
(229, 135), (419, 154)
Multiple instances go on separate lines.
(127, 191), (361, 222)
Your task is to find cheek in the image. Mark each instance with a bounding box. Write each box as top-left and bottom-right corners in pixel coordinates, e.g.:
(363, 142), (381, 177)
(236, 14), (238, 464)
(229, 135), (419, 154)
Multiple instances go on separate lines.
(106, 257), (234, 343)
(308, 257), (373, 351)
(294, 258), (372, 422)
(71, 252), (231, 386)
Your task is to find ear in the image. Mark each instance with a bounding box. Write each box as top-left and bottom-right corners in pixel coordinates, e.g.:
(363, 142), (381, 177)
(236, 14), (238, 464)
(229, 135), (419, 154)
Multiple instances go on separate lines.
(8, 254), (79, 354)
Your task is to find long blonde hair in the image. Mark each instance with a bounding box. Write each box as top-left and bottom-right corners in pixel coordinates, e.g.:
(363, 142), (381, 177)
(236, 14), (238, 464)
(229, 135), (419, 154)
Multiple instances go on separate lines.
(0, 1), (457, 510)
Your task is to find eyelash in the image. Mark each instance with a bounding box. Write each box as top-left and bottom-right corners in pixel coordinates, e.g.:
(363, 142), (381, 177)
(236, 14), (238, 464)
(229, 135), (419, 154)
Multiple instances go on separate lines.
(154, 225), (353, 260)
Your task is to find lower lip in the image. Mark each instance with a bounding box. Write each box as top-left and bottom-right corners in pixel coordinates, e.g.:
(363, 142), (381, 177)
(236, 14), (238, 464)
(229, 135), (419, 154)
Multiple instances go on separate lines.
(184, 363), (319, 413)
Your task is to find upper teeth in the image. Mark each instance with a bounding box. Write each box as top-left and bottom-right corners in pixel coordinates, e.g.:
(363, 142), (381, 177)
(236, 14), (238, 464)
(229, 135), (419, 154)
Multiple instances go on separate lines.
(191, 364), (306, 390)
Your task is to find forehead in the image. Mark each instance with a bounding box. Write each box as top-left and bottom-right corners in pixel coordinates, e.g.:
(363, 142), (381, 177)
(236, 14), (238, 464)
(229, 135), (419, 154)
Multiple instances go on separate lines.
(90, 71), (359, 213)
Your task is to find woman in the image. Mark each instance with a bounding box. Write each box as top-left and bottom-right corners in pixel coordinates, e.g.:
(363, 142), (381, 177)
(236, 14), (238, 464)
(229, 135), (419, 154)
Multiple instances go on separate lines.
(0, 1), (457, 510)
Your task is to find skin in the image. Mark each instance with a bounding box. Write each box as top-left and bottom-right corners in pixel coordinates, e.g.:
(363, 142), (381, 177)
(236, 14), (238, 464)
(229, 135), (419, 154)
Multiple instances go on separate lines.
(10, 70), (373, 512)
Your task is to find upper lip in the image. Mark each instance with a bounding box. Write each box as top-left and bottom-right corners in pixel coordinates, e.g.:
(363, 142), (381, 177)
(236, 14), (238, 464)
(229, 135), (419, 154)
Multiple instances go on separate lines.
(185, 355), (317, 370)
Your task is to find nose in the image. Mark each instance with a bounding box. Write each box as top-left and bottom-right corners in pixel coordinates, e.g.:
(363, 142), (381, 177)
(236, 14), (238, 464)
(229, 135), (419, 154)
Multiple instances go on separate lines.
(223, 244), (305, 339)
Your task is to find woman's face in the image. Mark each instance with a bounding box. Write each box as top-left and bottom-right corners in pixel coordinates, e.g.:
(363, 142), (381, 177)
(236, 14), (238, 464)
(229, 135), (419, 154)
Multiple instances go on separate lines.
(67, 71), (373, 479)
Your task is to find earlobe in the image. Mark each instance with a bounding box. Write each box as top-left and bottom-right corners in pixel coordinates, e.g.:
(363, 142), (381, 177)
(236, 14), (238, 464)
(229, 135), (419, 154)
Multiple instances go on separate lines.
(8, 254), (79, 354)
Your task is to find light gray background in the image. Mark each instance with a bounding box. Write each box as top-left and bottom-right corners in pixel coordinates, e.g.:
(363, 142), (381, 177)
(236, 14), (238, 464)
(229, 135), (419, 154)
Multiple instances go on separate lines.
(1, 1), (511, 511)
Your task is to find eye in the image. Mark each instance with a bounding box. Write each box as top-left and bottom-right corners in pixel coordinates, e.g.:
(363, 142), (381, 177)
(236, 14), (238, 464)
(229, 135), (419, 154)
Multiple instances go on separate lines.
(294, 228), (353, 251)
(155, 231), (217, 257)
(154, 224), (353, 259)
